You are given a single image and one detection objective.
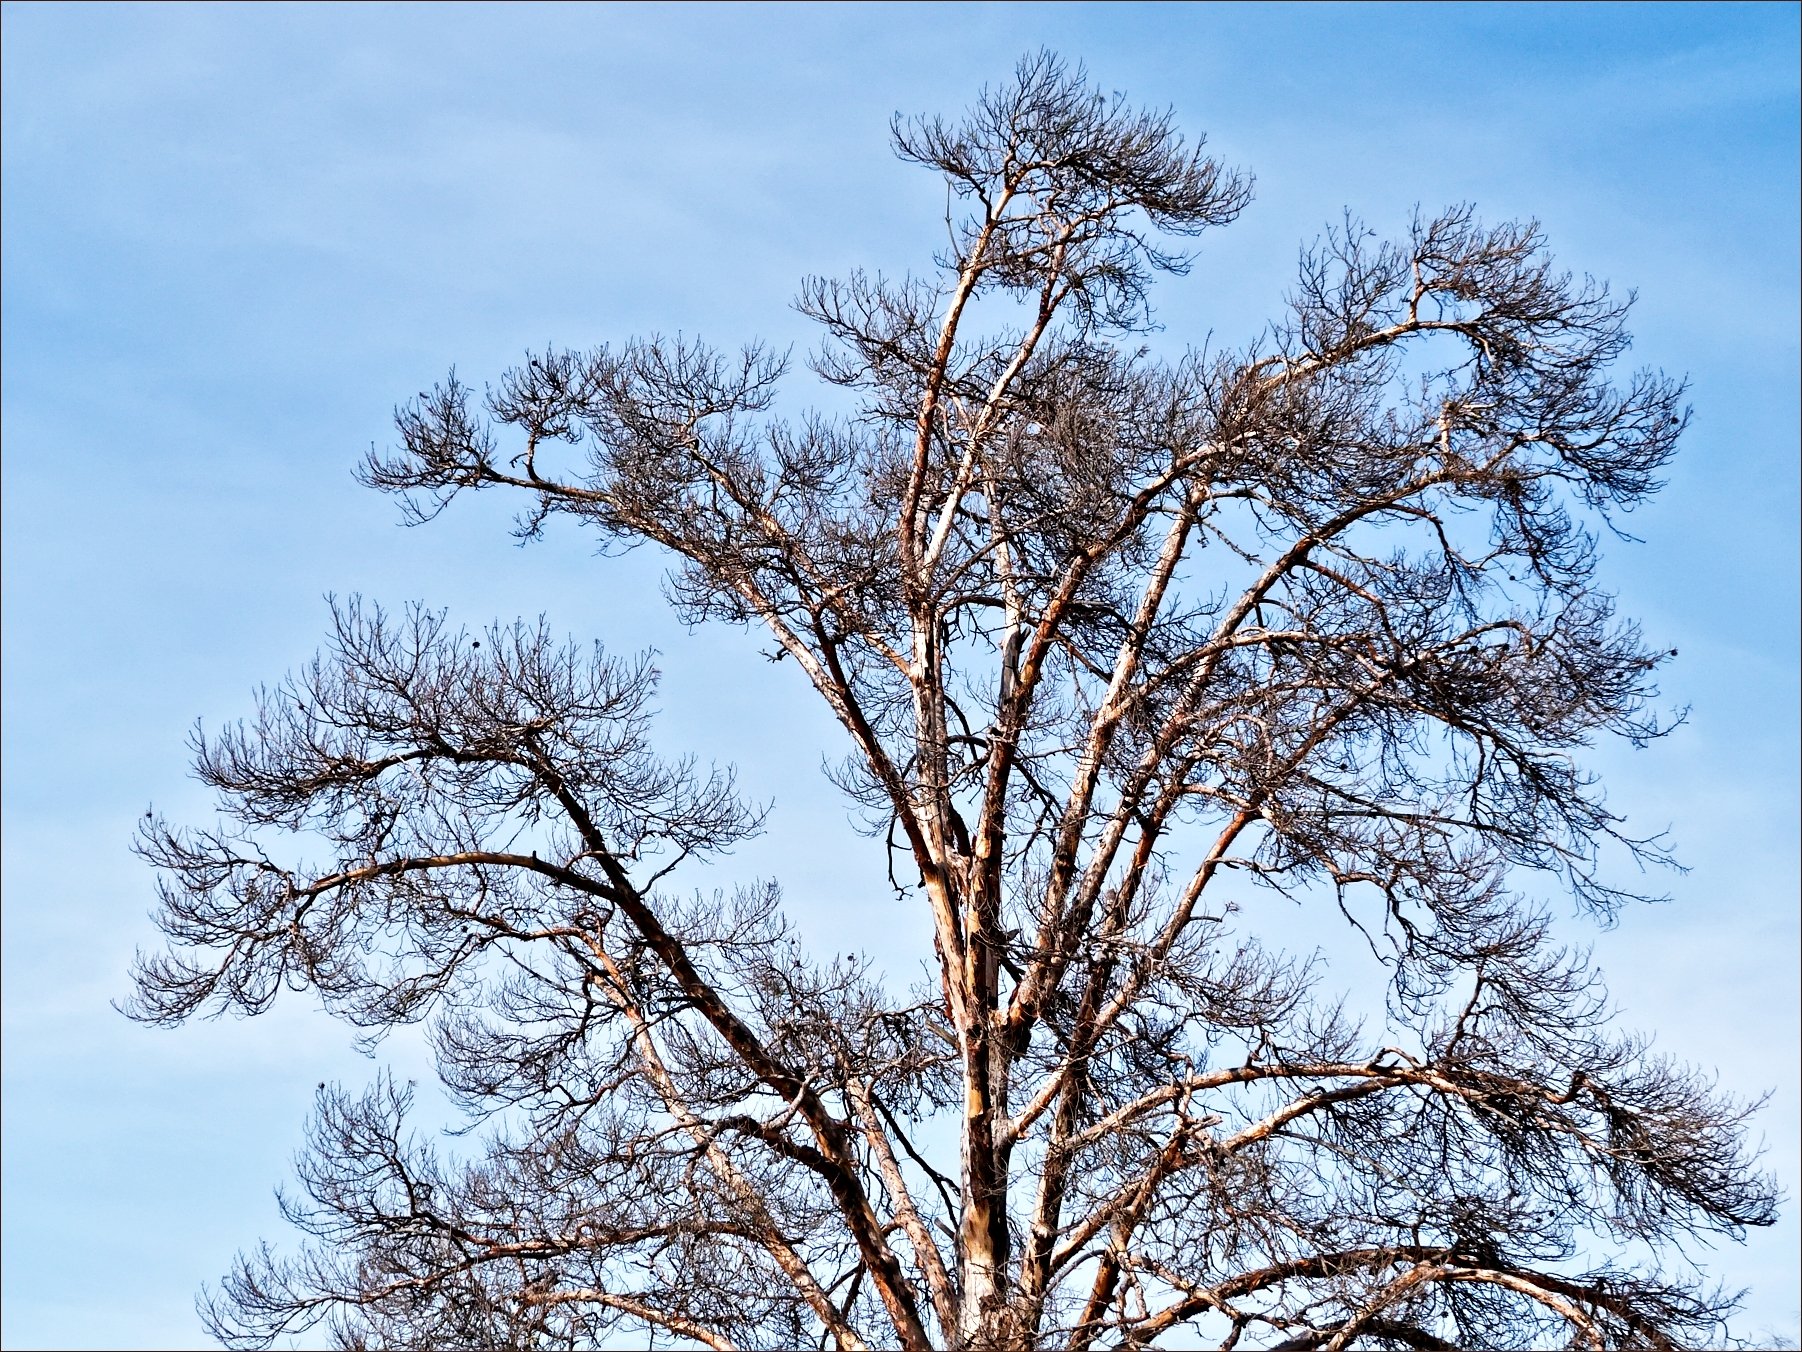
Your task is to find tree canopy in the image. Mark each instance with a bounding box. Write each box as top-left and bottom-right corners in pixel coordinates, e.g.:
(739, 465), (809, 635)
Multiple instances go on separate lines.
(131, 52), (1778, 1352)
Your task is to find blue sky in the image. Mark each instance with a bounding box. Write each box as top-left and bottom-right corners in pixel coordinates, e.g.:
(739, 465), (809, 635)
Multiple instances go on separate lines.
(2, 3), (1796, 1347)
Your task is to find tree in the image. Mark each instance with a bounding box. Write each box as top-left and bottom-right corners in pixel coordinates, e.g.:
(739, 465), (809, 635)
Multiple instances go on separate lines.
(130, 52), (1778, 1352)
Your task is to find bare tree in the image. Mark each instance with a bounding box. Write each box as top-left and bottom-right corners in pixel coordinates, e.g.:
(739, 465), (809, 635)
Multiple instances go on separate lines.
(130, 53), (1778, 1352)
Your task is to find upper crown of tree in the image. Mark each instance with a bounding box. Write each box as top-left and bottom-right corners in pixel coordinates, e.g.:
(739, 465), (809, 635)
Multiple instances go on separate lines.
(132, 51), (1775, 1352)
